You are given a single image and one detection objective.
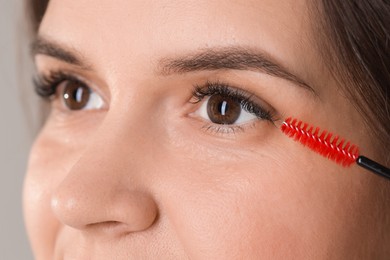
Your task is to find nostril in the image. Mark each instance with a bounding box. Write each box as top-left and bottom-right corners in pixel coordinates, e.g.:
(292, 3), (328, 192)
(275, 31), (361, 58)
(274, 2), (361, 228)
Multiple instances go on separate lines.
(86, 221), (137, 237)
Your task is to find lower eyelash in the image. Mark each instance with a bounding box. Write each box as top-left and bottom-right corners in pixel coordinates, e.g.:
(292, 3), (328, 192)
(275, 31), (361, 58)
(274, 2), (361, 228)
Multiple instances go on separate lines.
(201, 123), (247, 135)
(192, 80), (276, 122)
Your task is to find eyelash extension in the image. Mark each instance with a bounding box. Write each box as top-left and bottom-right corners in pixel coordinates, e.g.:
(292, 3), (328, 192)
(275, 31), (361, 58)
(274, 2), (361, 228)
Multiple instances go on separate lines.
(192, 81), (276, 122)
(33, 70), (82, 99)
(281, 117), (390, 180)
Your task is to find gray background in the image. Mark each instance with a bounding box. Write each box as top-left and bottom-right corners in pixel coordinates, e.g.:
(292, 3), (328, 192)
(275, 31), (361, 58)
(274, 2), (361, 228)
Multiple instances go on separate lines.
(1, 0), (36, 259)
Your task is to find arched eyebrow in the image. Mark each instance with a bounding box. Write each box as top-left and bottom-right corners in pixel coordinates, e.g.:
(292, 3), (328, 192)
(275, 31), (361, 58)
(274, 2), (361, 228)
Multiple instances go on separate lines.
(31, 36), (91, 70)
(32, 36), (315, 94)
(158, 47), (315, 93)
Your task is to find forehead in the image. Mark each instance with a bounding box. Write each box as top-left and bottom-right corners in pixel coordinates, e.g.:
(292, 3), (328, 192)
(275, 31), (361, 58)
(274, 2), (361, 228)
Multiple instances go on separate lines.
(39, 0), (321, 85)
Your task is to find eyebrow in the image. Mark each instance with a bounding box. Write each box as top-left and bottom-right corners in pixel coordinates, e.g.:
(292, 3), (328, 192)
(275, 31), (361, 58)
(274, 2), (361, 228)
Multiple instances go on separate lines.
(31, 36), (91, 69)
(159, 47), (315, 93)
(32, 37), (314, 93)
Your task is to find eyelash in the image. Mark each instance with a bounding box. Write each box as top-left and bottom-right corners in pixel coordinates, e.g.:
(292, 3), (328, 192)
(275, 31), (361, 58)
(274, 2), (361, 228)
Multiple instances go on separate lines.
(33, 70), (84, 99)
(33, 71), (276, 133)
(191, 81), (276, 123)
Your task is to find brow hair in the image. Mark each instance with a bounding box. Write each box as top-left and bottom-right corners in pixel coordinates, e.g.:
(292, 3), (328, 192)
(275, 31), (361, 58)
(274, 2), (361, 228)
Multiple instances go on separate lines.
(32, 37), (316, 94)
(159, 47), (315, 93)
(31, 36), (89, 69)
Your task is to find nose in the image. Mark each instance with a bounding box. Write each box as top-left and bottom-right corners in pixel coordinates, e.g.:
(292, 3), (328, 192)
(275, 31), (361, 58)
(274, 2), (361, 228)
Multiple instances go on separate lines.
(51, 119), (158, 237)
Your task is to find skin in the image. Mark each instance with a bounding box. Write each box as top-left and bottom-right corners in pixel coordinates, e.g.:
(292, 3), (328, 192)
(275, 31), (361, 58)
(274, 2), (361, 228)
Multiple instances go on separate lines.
(24, 0), (389, 259)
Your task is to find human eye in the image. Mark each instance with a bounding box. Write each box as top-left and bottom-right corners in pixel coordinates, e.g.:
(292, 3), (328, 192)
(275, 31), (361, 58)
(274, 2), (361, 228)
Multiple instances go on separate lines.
(33, 70), (104, 111)
(190, 81), (276, 134)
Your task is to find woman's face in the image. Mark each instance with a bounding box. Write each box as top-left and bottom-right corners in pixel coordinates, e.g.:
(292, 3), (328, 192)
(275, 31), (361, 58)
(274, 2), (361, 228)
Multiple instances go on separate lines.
(24, 0), (387, 259)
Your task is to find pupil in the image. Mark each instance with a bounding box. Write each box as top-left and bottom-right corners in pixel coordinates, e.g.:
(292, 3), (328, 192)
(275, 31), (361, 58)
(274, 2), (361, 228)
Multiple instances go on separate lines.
(207, 94), (241, 124)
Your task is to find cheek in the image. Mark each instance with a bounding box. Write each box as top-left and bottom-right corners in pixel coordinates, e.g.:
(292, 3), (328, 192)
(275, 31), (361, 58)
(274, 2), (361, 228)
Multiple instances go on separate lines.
(24, 142), (57, 258)
(159, 139), (371, 258)
(23, 127), (82, 258)
(23, 108), (379, 258)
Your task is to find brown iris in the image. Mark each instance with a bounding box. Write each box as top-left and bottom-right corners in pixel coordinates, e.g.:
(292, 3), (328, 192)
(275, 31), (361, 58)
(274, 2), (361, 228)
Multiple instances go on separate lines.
(62, 81), (90, 110)
(207, 94), (241, 124)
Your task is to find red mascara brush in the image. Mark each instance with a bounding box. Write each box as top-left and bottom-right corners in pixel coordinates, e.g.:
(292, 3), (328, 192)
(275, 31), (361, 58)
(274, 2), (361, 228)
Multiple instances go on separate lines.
(281, 117), (390, 180)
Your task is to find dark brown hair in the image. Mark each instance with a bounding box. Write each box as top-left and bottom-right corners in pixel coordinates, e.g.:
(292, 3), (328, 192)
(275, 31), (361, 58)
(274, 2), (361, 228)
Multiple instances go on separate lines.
(29, 0), (390, 160)
(29, 0), (49, 32)
(312, 0), (390, 162)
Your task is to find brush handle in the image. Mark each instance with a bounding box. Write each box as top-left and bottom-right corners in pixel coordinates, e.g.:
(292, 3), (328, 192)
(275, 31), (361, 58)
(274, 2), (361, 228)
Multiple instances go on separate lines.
(356, 156), (390, 180)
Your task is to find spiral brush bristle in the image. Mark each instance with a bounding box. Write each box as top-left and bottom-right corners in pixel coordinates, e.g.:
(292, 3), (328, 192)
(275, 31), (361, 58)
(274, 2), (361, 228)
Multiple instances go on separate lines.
(281, 118), (359, 167)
